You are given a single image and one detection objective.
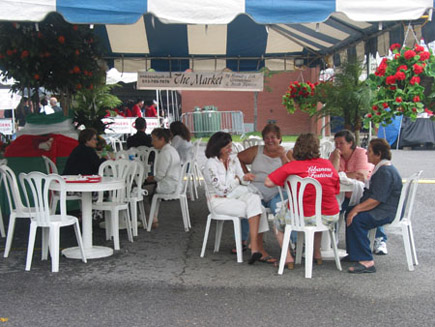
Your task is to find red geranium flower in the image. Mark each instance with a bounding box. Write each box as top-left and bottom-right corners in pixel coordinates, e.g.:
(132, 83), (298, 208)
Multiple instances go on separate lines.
(34, 74), (40, 80)
(390, 43), (401, 51)
(367, 113), (372, 118)
(372, 105), (378, 111)
(412, 107), (417, 112)
(413, 96), (420, 102)
(394, 53), (400, 59)
(404, 50), (416, 60)
(397, 65), (408, 71)
(58, 35), (65, 44)
(385, 75), (397, 84)
(395, 97), (402, 103)
(410, 76), (421, 85)
(414, 44), (424, 52)
(73, 66), (81, 73)
(20, 50), (29, 58)
(382, 103), (389, 109)
(395, 71), (406, 80)
(413, 64), (424, 74)
(419, 51), (430, 61)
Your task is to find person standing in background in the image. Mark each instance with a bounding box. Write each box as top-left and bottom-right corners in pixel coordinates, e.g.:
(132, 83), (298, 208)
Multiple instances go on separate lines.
(145, 101), (158, 117)
(131, 99), (144, 117)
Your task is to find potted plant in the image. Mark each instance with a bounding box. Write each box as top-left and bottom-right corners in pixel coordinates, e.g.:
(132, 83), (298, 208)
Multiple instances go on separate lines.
(282, 60), (373, 144)
(72, 83), (122, 135)
(366, 43), (435, 125)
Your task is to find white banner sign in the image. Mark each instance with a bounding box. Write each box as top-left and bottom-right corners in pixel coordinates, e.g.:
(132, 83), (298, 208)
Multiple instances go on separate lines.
(137, 72), (263, 91)
(102, 117), (160, 135)
(0, 118), (13, 135)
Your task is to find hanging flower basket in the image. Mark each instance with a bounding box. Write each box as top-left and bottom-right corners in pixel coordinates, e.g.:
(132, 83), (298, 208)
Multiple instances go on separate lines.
(282, 81), (319, 114)
(366, 43), (435, 125)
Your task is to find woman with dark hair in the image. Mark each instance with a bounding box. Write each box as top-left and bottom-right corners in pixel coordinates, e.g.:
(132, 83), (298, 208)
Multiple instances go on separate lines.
(146, 128), (181, 194)
(63, 128), (107, 175)
(235, 123), (293, 260)
(203, 132), (272, 264)
(146, 128), (181, 229)
(170, 121), (193, 164)
(345, 138), (402, 274)
(330, 130), (388, 254)
(265, 133), (340, 269)
(329, 129), (372, 181)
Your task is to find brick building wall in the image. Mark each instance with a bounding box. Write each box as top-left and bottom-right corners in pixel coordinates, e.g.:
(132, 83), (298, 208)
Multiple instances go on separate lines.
(181, 67), (330, 136)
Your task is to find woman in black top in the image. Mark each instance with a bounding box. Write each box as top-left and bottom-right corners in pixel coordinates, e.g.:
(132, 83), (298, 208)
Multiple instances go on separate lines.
(63, 128), (107, 175)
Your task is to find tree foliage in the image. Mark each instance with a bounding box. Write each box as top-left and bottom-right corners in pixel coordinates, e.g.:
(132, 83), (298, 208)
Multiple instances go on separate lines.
(0, 13), (104, 110)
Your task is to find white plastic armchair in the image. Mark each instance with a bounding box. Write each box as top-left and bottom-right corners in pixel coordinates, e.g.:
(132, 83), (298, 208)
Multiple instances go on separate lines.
(94, 159), (136, 250)
(146, 160), (191, 232)
(319, 140), (334, 159)
(1, 164), (36, 258)
(242, 136), (263, 149)
(200, 176), (244, 263)
(41, 155), (81, 212)
(368, 170), (423, 271)
(0, 159), (8, 238)
(129, 160), (148, 235)
(279, 175), (342, 278)
(19, 172), (86, 272)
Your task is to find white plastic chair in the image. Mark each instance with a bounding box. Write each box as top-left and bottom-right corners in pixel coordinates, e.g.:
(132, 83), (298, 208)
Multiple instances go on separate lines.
(0, 159), (7, 238)
(319, 140), (334, 159)
(19, 172), (86, 272)
(186, 139), (202, 200)
(1, 164), (36, 258)
(108, 137), (124, 152)
(200, 178), (243, 263)
(129, 160), (148, 236)
(232, 142), (244, 153)
(242, 136), (263, 149)
(93, 159), (136, 250)
(146, 160), (190, 232)
(368, 170), (423, 271)
(279, 175), (342, 278)
(41, 155), (81, 211)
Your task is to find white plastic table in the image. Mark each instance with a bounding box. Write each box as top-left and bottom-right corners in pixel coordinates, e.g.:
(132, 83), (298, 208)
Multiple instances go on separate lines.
(50, 176), (124, 259)
(320, 183), (355, 260)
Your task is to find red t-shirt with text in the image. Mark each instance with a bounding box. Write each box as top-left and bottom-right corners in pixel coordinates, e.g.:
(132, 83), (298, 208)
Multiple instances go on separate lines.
(268, 158), (340, 216)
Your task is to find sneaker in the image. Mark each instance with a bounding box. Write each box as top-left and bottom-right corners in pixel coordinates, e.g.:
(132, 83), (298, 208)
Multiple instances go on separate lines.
(374, 237), (388, 255)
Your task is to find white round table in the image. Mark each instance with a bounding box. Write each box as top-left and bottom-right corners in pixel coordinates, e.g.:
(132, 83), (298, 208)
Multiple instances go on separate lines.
(50, 176), (124, 259)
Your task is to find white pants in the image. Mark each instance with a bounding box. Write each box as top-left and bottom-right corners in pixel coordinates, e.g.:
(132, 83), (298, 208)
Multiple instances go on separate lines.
(210, 192), (269, 233)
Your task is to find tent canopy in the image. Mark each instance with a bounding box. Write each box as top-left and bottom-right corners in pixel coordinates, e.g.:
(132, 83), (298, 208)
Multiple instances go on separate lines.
(1, 0), (434, 72)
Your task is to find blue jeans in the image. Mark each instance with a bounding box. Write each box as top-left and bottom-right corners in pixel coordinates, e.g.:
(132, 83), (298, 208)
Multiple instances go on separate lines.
(345, 211), (393, 261)
(342, 198), (387, 243)
(240, 192), (286, 242)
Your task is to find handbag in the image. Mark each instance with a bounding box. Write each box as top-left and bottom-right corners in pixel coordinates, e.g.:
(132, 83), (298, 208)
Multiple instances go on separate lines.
(226, 185), (251, 199)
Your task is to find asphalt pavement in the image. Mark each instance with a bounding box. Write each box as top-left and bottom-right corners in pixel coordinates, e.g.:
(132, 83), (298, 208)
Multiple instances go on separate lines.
(1, 147), (435, 326)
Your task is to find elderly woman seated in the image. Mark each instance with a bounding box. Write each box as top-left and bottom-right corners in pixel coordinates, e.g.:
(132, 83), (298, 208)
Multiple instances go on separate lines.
(202, 132), (272, 264)
(265, 133), (340, 269)
(344, 138), (402, 274)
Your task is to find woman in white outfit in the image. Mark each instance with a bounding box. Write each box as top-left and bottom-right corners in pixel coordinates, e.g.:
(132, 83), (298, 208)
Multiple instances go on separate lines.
(170, 121), (193, 165)
(146, 128), (181, 228)
(203, 132), (271, 264)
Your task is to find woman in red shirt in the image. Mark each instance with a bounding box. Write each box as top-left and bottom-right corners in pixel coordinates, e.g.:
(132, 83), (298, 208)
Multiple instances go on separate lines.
(265, 133), (340, 269)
